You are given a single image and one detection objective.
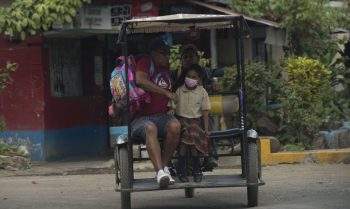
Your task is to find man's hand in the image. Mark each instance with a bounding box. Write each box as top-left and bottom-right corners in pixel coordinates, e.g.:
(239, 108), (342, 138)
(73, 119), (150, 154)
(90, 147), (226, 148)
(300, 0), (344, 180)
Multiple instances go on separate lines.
(166, 92), (179, 104)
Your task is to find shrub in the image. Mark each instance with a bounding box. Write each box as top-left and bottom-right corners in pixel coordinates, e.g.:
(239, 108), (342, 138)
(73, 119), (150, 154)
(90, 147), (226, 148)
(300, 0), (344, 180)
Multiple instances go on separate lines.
(220, 60), (283, 127)
(282, 143), (306, 151)
(0, 144), (18, 155)
(277, 57), (332, 145)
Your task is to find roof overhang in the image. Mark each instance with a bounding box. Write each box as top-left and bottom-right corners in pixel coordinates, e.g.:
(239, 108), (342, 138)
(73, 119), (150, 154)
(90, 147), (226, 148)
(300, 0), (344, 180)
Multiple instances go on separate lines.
(123, 13), (249, 34)
(186, 0), (280, 28)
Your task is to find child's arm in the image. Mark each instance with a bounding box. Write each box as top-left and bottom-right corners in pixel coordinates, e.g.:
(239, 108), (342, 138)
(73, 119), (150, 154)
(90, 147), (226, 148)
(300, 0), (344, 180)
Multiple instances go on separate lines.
(202, 110), (209, 134)
(167, 100), (176, 115)
(167, 88), (179, 115)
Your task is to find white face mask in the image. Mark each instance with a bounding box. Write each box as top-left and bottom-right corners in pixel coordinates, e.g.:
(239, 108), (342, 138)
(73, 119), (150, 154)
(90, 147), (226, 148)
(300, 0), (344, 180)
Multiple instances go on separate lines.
(185, 77), (198, 88)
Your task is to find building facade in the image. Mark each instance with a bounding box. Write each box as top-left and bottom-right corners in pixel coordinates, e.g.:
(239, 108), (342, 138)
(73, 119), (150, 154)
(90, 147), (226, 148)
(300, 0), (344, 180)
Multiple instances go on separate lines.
(0, 0), (283, 161)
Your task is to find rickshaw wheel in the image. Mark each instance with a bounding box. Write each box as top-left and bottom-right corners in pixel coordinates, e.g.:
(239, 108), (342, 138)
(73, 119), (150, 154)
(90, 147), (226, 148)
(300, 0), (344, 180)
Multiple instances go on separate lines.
(247, 142), (258, 207)
(185, 188), (194, 198)
(119, 145), (132, 209)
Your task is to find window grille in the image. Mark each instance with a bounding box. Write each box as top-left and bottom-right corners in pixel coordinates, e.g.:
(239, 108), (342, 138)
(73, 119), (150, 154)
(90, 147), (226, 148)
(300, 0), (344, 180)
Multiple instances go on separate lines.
(48, 38), (83, 97)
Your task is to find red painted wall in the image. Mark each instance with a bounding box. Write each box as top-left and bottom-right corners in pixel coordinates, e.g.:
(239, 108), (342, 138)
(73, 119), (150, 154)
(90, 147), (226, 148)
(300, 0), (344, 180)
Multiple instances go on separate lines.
(0, 35), (46, 130)
(0, 35), (109, 131)
(43, 37), (109, 130)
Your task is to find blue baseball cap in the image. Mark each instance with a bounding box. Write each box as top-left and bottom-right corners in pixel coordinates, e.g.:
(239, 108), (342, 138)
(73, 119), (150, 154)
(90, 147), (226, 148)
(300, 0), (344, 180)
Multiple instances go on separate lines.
(150, 37), (170, 53)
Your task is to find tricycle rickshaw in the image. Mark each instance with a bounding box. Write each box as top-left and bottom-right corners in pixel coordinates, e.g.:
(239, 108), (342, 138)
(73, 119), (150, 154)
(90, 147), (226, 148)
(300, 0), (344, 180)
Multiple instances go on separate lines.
(110, 13), (265, 209)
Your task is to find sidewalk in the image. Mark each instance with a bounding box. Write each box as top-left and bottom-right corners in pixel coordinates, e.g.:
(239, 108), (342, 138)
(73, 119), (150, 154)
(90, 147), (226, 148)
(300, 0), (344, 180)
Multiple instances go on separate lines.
(1, 138), (349, 177)
(0, 156), (115, 177)
(0, 155), (244, 177)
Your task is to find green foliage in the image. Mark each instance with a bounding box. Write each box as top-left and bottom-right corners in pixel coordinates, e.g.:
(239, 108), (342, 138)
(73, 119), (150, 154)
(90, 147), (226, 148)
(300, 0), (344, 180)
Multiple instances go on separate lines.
(231, 0), (346, 64)
(232, 0), (350, 148)
(0, 144), (18, 155)
(277, 57), (332, 144)
(0, 61), (18, 93)
(198, 51), (211, 68)
(331, 1), (350, 30)
(281, 143), (306, 151)
(0, 0), (91, 40)
(220, 56), (350, 148)
(169, 45), (181, 70)
(221, 60), (284, 126)
(0, 61), (18, 132)
(322, 55), (350, 127)
(0, 117), (6, 132)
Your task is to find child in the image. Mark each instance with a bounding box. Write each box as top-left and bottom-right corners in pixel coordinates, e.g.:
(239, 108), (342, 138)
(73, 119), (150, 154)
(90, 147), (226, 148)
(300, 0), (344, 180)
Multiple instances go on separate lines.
(168, 64), (211, 183)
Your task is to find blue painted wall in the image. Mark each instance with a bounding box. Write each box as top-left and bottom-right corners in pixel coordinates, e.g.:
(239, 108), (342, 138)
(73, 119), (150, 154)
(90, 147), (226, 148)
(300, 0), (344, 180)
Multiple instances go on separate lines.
(44, 125), (109, 161)
(0, 131), (44, 161)
(0, 125), (109, 161)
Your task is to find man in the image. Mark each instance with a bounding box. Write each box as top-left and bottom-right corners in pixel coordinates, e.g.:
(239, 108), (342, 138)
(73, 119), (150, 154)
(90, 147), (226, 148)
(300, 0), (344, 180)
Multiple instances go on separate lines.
(133, 37), (180, 188)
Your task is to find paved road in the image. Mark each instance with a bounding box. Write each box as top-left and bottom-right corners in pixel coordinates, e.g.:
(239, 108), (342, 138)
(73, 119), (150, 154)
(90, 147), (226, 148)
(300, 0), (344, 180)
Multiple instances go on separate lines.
(0, 164), (349, 209)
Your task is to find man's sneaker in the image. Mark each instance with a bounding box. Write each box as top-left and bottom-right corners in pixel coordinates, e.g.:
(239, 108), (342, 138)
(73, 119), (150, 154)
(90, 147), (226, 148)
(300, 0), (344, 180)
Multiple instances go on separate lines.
(164, 166), (175, 185)
(156, 169), (170, 189)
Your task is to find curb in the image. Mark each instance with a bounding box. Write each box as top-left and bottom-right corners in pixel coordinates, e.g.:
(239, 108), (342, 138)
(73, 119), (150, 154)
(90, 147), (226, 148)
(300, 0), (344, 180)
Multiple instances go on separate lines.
(2, 138), (349, 177)
(260, 138), (350, 165)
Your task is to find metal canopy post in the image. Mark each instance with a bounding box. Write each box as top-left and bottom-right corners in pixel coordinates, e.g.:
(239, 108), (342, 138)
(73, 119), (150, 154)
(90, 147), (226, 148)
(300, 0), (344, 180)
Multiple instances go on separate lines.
(118, 24), (135, 187)
(239, 16), (248, 179)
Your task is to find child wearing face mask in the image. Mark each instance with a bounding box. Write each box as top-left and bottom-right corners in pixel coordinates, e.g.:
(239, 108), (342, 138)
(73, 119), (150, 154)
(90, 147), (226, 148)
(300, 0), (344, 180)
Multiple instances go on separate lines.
(168, 64), (211, 183)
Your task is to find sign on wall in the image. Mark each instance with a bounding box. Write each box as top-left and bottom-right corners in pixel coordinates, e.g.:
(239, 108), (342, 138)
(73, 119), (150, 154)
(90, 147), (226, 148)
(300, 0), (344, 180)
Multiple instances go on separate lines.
(79, 6), (111, 30)
(111, 4), (132, 28)
(53, 4), (132, 31)
(132, 0), (160, 19)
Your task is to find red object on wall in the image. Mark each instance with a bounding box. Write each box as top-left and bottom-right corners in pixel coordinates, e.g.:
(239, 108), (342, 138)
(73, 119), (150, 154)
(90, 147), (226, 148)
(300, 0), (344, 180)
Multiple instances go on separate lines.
(187, 27), (201, 41)
(132, 0), (160, 18)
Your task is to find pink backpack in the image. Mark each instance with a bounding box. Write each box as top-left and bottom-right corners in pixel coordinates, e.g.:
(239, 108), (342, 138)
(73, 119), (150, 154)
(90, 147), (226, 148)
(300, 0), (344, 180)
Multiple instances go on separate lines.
(109, 55), (154, 119)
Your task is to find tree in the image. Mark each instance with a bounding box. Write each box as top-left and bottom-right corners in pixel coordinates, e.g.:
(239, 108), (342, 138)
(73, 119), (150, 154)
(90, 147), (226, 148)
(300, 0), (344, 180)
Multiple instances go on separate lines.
(0, 0), (91, 40)
(231, 0), (348, 64)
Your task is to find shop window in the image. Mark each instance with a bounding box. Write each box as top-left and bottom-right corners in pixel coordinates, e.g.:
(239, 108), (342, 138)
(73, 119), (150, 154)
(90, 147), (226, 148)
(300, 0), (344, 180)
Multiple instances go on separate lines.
(48, 38), (83, 97)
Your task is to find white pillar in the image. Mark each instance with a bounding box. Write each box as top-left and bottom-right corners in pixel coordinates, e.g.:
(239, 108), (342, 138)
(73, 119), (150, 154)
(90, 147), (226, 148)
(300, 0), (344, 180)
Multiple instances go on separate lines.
(210, 29), (218, 69)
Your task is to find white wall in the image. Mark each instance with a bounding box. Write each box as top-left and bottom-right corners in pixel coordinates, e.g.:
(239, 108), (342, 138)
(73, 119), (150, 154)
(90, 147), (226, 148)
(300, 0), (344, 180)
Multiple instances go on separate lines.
(217, 38), (253, 66)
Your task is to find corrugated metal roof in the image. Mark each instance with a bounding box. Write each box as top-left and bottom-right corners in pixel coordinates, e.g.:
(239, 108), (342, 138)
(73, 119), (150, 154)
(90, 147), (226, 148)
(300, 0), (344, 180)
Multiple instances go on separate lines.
(187, 0), (280, 28)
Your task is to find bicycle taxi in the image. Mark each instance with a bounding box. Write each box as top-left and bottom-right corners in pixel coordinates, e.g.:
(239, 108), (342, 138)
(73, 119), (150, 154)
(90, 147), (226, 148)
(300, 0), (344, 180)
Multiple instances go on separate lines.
(111, 13), (265, 209)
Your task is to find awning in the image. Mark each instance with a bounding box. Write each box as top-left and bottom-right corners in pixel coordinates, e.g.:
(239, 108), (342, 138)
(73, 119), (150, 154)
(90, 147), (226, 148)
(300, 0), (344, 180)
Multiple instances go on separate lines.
(123, 13), (249, 34)
(187, 0), (280, 28)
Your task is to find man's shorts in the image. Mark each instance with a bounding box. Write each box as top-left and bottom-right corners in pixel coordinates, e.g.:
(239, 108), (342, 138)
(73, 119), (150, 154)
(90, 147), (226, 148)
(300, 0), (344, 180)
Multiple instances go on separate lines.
(131, 113), (177, 143)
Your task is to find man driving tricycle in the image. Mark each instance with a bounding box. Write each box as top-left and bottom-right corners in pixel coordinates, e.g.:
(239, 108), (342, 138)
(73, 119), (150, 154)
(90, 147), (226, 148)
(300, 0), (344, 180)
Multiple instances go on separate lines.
(110, 14), (264, 209)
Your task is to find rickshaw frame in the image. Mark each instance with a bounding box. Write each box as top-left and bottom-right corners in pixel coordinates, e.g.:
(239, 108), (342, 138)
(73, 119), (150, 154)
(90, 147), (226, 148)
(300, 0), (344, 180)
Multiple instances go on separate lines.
(112, 13), (265, 209)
